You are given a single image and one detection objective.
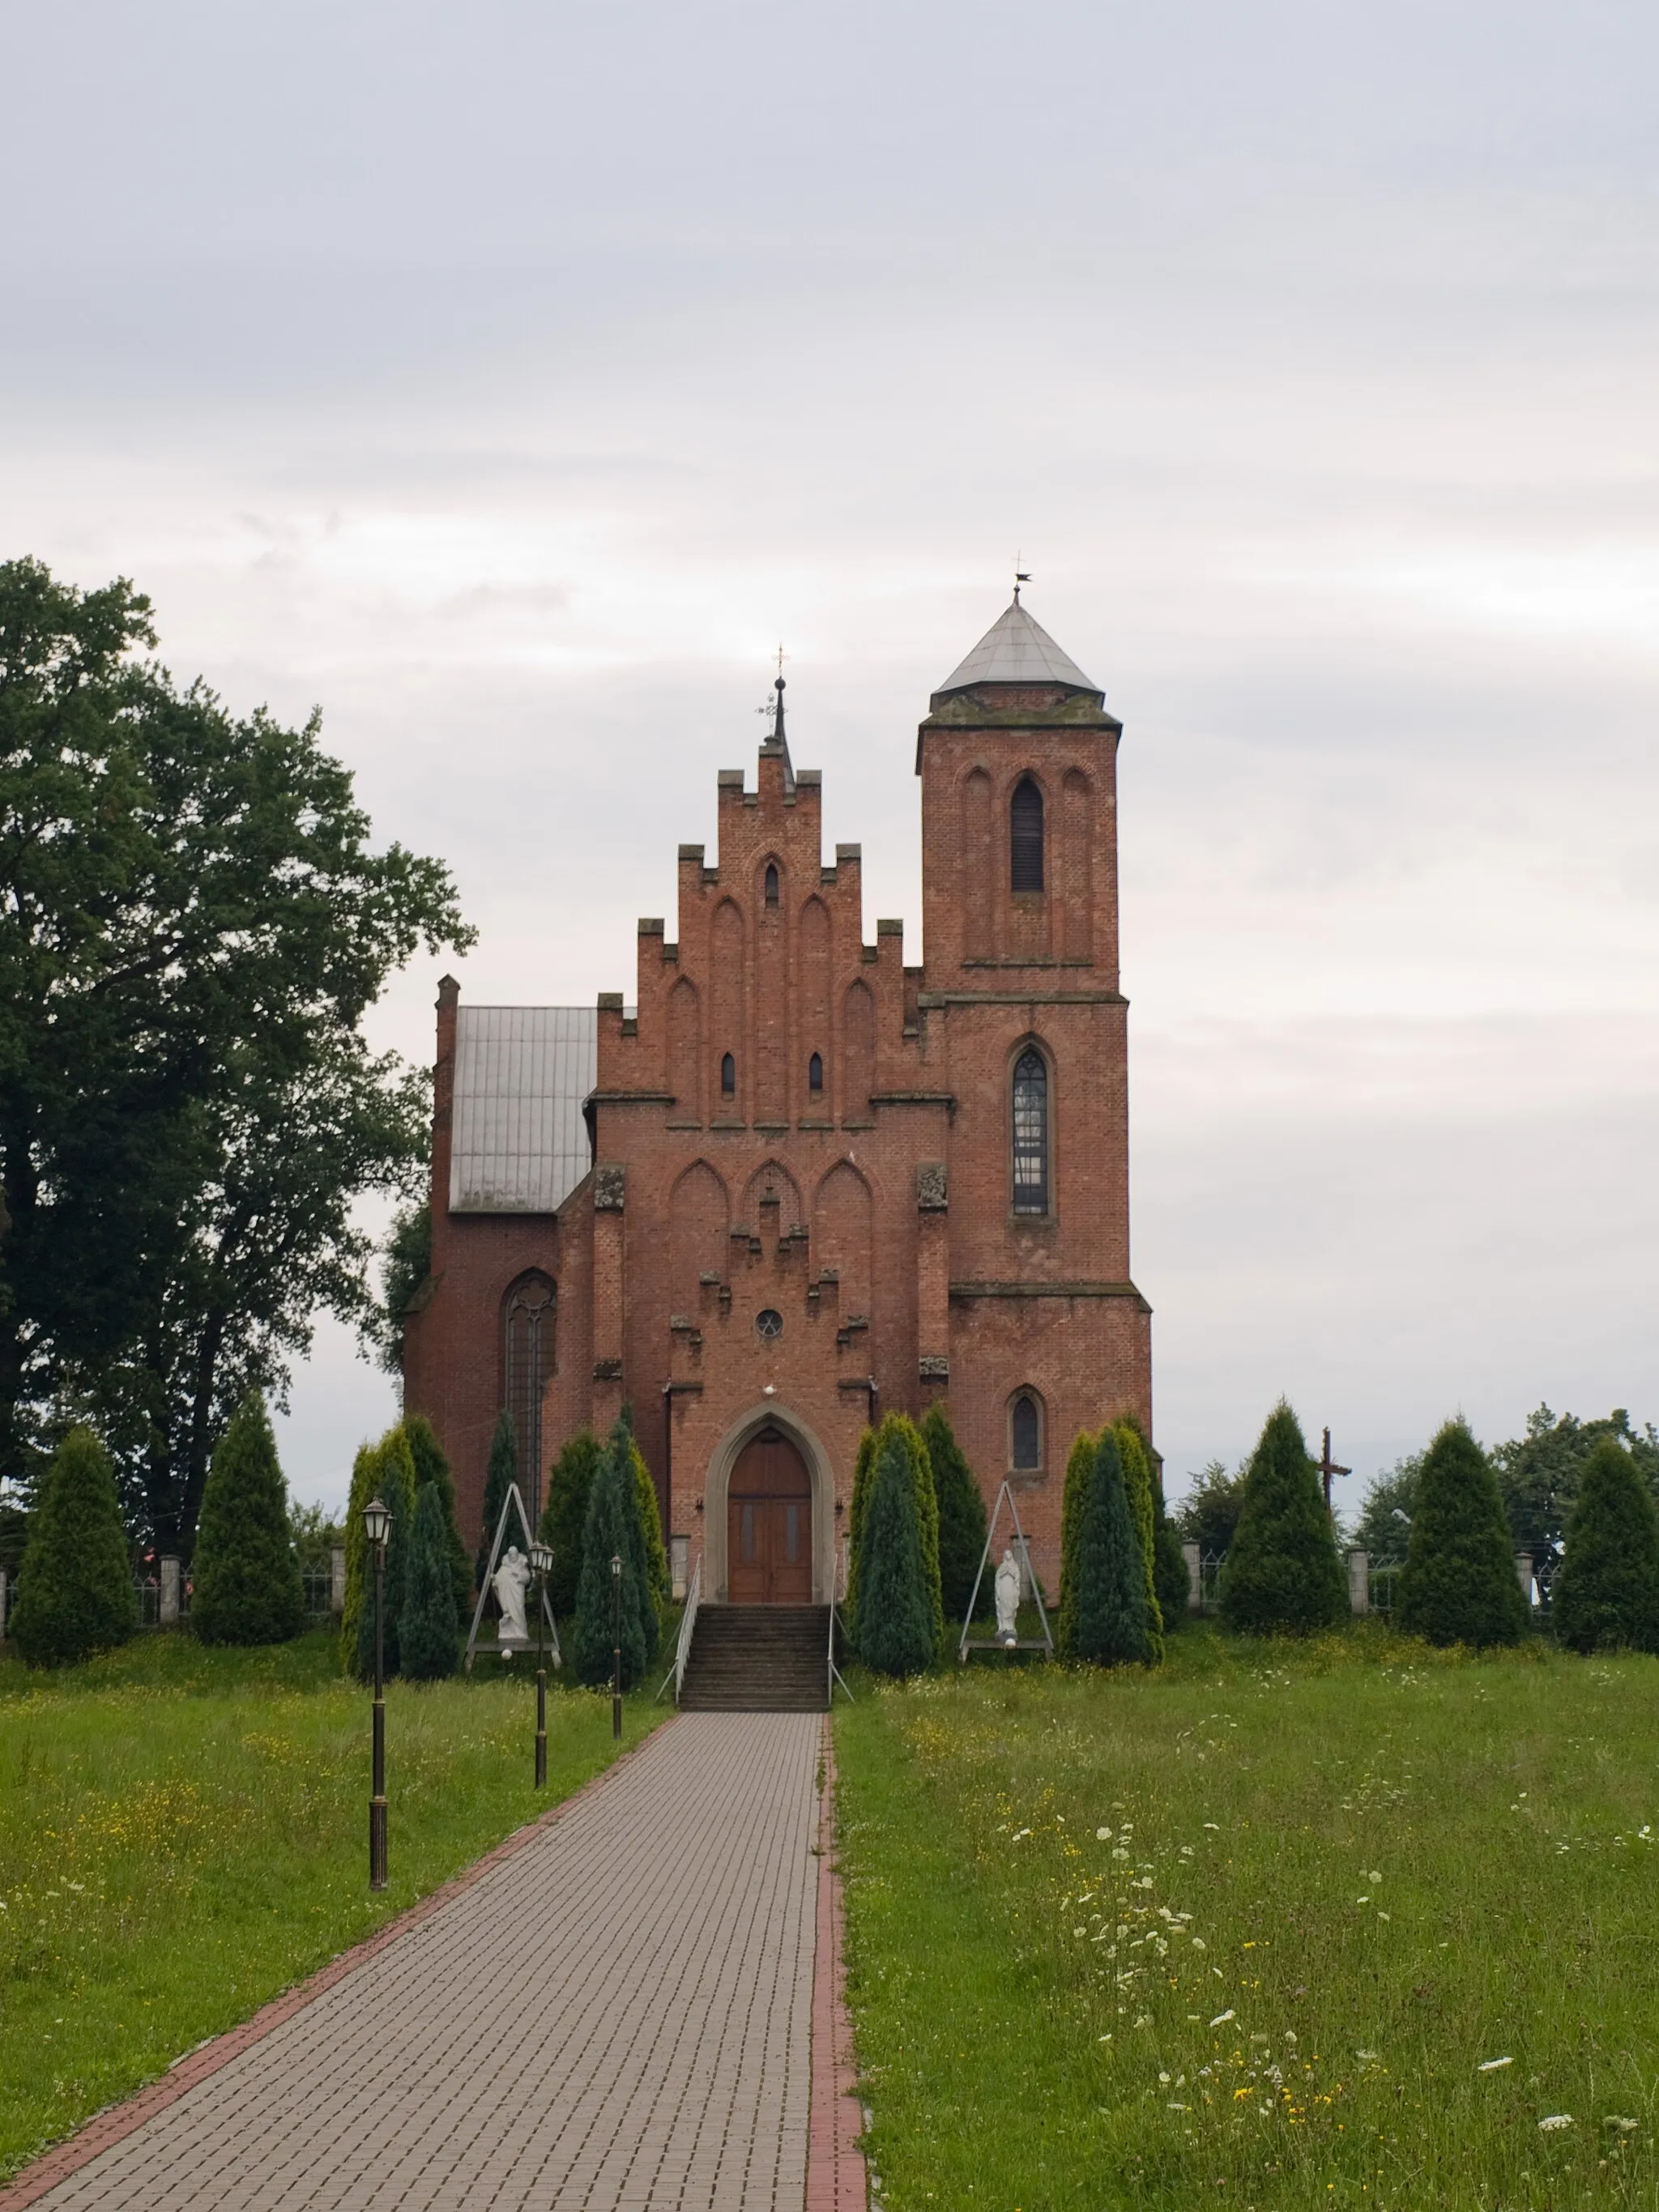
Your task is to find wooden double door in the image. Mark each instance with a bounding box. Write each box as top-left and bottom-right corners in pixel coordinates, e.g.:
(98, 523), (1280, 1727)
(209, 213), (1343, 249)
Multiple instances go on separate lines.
(727, 1428), (813, 1604)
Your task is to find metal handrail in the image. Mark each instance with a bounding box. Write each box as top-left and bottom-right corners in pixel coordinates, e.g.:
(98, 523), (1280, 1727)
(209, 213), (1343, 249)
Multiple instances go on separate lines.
(657, 1556), (701, 1703)
(827, 1596), (854, 1706)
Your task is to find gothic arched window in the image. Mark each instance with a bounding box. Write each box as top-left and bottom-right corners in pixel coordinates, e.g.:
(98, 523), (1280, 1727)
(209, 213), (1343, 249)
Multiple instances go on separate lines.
(1011, 1391), (1043, 1472)
(721, 1052), (736, 1097)
(808, 1051), (824, 1094)
(764, 862), (780, 906)
(502, 1273), (556, 1527)
(1010, 775), (1044, 893)
(1011, 1046), (1050, 1215)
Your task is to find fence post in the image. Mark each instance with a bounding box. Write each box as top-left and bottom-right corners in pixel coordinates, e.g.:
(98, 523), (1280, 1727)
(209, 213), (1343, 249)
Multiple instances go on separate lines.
(1346, 1548), (1370, 1615)
(1182, 1541), (1201, 1613)
(159, 1557), (181, 1626)
(330, 1546), (347, 1614)
(1514, 1552), (1534, 1602)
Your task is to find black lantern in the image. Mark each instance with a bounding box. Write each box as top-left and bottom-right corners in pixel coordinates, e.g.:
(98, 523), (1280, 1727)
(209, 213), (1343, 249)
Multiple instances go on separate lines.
(529, 1541), (552, 1788)
(362, 1496), (390, 1889)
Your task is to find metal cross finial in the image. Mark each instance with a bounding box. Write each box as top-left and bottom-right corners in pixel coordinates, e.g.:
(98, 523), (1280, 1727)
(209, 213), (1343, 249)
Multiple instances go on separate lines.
(775, 642), (787, 678)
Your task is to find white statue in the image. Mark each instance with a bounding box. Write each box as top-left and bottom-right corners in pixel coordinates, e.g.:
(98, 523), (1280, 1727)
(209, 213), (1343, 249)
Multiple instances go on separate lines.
(493, 1545), (531, 1644)
(995, 1546), (1021, 1646)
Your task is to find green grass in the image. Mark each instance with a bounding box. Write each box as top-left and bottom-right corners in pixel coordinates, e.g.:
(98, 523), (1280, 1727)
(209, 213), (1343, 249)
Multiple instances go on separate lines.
(0, 1627), (663, 2181)
(834, 1626), (1659, 2211)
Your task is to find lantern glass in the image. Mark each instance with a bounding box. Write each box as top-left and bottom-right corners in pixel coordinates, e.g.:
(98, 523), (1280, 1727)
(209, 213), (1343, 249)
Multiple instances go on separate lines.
(530, 1540), (552, 1578)
(362, 1495), (390, 1548)
(611, 1553), (621, 1578)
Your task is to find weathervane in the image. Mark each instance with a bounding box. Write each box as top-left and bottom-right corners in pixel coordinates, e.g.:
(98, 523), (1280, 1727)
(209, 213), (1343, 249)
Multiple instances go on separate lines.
(755, 642), (788, 722)
(1013, 558), (1030, 605)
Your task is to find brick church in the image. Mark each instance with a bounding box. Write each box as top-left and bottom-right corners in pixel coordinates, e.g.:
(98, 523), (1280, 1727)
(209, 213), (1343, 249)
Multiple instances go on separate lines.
(402, 596), (1152, 1610)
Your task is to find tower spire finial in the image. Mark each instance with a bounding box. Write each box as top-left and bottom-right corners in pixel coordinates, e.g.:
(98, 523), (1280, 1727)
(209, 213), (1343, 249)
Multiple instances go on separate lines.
(1013, 556), (1031, 607)
(771, 642), (787, 744)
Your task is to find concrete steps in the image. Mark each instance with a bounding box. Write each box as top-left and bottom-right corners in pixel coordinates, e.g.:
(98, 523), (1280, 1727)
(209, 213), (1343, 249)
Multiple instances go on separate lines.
(678, 1604), (831, 1712)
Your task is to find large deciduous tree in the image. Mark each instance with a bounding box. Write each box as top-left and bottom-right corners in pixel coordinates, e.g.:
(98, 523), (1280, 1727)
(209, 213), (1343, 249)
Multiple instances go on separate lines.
(0, 558), (471, 1549)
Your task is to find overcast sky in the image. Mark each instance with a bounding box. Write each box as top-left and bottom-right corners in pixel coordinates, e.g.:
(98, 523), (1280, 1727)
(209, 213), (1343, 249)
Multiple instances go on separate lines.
(4, 1), (1656, 1523)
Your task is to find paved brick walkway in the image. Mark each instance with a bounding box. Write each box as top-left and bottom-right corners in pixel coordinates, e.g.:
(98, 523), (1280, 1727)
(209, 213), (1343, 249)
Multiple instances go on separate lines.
(21, 1714), (830, 2212)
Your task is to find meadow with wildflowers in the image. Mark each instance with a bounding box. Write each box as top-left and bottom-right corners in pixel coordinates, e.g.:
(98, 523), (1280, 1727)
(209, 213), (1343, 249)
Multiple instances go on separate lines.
(834, 1627), (1658, 2210)
(0, 1627), (662, 2182)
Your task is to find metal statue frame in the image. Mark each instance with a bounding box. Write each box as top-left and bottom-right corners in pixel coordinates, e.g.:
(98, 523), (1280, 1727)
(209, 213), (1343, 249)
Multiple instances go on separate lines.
(465, 1480), (562, 1673)
(957, 1477), (1056, 1660)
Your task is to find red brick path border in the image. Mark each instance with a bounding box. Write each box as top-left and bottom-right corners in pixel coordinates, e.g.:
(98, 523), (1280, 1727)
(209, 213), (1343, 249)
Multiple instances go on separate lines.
(805, 1718), (868, 2212)
(0, 1716), (677, 2212)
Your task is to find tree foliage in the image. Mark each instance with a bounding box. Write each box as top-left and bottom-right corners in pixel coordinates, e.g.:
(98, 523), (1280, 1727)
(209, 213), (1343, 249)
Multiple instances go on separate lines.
(399, 1480), (462, 1680)
(1351, 1455), (1422, 1562)
(0, 557), (471, 1547)
(339, 1441), (377, 1673)
(11, 1427), (137, 1666)
(1174, 1460), (1247, 1557)
(1220, 1403), (1347, 1635)
(350, 1426), (416, 1681)
(189, 1392), (304, 1645)
(539, 1430), (603, 1617)
(1113, 1419), (1165, 1664)
(1149, 1462), (1190, 1628)
(573, 1425), (649, 1690)
(850, 1414), (941, 1661)
(1073, 1426), (1155, 1666)
(621, 1407), (670, 1621)
(403, 1414), (471, 1626)
(1396, 1418), (1529, 1648)
(843, 1426), (878, 1624)
(1491, 1404), (1659, 1558)
(920, 1401), (987, 1627)
(373, 1200), (431, 1375)
(855, 1425), (936, 1677)
(1550, 1438), (1659, 1655)
(1057, 1428), (1098, 1660)
(476, 1410), (519, 1592)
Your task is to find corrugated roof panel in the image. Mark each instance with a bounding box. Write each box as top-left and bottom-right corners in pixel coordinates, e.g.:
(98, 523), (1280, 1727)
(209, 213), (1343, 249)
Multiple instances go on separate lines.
(450, 1006), (597, 1213)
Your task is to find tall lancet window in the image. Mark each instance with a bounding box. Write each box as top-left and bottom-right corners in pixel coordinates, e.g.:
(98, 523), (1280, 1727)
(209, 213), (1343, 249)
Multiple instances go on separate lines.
(1011, 1048), (1050, 1215)
(1010, 775), (1044, 892)
(503, 1273), (556, 1526)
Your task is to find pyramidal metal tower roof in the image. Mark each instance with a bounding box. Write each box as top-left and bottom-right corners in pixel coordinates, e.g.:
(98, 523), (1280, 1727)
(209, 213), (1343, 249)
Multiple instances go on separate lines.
(934, 599), (1098, 696)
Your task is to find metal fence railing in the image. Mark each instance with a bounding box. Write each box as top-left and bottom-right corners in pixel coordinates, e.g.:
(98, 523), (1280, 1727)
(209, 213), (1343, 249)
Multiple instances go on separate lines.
(1367, 1559), (1404, 1613)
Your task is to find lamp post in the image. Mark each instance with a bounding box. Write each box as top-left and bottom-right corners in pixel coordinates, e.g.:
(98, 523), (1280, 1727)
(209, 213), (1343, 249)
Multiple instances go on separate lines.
(610, 1552), (622, 1741)
(529, 1538), (552, 1788)
(361, 1495), (390, 1890)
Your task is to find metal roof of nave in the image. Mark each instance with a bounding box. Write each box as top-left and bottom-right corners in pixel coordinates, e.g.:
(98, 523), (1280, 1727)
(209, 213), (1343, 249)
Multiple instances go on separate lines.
(934, 599), (1098, 697)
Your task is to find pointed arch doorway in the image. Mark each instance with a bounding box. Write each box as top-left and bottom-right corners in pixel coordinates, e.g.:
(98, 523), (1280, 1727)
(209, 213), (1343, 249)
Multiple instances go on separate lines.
(727, 1426), (813, 1604)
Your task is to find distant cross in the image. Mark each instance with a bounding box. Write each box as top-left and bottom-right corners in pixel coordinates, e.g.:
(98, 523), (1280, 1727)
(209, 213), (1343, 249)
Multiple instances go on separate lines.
(1319, 1426), (1350, 1518)
(756, 643), (789, 720)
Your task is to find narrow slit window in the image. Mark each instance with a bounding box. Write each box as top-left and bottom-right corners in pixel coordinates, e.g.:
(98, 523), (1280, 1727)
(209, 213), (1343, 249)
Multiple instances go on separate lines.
(1011, 1393), (1042, 1471)
(1012, 1047), (1049, 1214)
(808, 1051), (824, 1094)
(1010, 776), (1044, 892)
(503, 1274), (556, 1525)
(764, 862), (780, 906)
(720, 1052), (736, 1097)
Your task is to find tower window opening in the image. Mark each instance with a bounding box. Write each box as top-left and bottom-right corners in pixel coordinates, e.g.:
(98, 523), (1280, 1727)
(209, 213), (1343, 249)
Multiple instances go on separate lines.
(1010, 776), (1044, 893)
(808, 1051), (823, 1094)
(503, 1274), (557, 1525)
(1012, 1047), (1049, 1214)
(1011, 1392), (1043, 1472)
(764, 862), (779, 906)
(720, 1052), (736, 1097)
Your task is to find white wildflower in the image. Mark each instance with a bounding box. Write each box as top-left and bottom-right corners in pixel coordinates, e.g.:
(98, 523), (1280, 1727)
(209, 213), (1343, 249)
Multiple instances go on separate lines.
(1478, 2056), (1513, 2073)
(1209, 2009), (1235, 2027)
(1538, 2114), (1573, 2132)
(1097, 1826), (1111, 1840)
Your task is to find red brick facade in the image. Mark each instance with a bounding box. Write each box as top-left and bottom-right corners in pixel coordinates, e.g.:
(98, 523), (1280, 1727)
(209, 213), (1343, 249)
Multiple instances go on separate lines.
(403, 609), (1152, 1599)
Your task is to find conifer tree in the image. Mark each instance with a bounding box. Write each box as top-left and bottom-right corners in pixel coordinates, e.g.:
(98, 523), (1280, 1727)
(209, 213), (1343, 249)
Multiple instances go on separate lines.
(1073, 1426), (1154, 1665)
(11, 1427), (138, 1668)
(190, 1393), (305, 1645)
(844, 1426), (878, 1625)
(1396, 1418), (1529, 1648)
(573, 1426), (648, 1690)
(403, 1414), (471, 1626)
(354, 1426), (416, 1680)
(896, 1414), (945, 1656)
(399, 1481), (461, 1679)
(539, 1430), (603, 1616)
(340, 1439), (377, 1673)
(1114, 1419), (1165, 1664)
(1544, 1437), (1659, 1654)
(855, 1425), (935, 1677)
(621, 1408), (671, 1617)
(1151, 1467), (1190, 1627)
(476, 1410), (518, 1590)
(921, 1401), (990, 1627)
(1057, 1428), (1098, 1659)
(1221, 1401), (1348, 1635)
